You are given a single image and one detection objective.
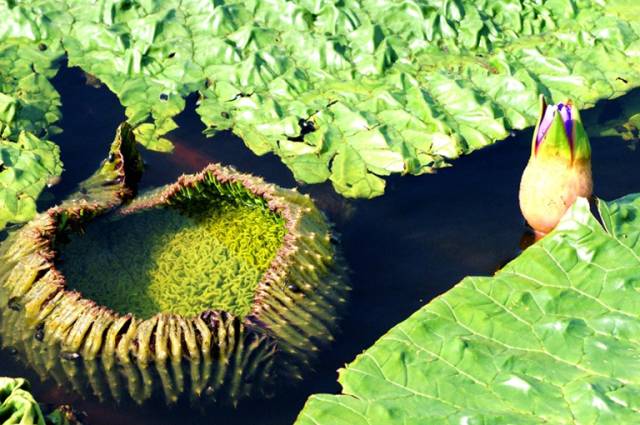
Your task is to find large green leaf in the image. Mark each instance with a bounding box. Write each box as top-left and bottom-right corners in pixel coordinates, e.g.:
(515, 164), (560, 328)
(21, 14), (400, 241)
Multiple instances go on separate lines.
(295, 194), (640, 424)
(2, 0), (640, 198)
(0, 37), (63, 230)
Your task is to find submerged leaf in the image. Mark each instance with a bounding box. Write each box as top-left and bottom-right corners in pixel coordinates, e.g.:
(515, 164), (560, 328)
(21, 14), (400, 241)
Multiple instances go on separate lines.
(295, 194), (640, 424)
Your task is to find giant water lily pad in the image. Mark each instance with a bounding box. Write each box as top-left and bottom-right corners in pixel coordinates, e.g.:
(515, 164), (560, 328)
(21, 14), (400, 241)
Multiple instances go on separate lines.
(2, 0), (640, 202)
(0, 124), (349, 404)
(295, 193), (640, 424)
(0, 38), (63, 230)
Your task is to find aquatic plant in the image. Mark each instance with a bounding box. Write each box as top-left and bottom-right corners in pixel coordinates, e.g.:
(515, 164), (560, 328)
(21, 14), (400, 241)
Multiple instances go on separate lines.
(0, 124), (348, 404)
(295, 192), (640, 424)
(519, 97), (593, 236)
(0, 38), (62, 230)
(0, 377), (81, 425)
(1, 0), (640, 226)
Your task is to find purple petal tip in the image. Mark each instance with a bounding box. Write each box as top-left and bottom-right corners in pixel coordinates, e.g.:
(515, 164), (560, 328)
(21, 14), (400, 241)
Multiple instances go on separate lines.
(535, 102), (574, 153)
(536, 105), (556, 148)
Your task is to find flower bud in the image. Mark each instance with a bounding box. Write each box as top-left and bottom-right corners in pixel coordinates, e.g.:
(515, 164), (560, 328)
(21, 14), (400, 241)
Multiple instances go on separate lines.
(519, 96), (593, 237)
(532, 96), (591, 163)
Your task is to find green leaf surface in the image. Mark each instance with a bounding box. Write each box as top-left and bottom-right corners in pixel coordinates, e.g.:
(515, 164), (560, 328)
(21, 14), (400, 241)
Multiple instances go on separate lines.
(0, 377), (79, 425)
(0, 37), (63, 230)
(0, 132), (62, 229)
(295, 194), (640, 425)
(3, 0), (640, 198)
(0, 377), (49, 425)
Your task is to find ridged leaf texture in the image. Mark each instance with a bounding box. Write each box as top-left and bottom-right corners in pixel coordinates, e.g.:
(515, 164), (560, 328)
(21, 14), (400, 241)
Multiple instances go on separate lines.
(295, 194), (640, 425)
(0, 377), (76, 425)
(0, 38), (62, 229)
(1, 0), (640, 218)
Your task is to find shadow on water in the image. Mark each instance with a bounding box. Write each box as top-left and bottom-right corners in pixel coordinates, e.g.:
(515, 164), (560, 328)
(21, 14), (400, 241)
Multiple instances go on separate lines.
(4, 63), (640, 424)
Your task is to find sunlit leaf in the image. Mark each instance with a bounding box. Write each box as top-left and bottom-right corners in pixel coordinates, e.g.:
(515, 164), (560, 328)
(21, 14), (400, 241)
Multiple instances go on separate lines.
(0, 377), (79, 425)
(296, 194), (640, 424)
(3, 0), (640, 197)
(0, 37), (63, 230)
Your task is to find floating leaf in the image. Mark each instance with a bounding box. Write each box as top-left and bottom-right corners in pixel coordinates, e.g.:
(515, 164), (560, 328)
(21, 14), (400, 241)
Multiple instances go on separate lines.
(3, 0), (640, 198)
(0, 38), (63, 230)
(0, 132), (62, 229)
(296, 194), (640, 424)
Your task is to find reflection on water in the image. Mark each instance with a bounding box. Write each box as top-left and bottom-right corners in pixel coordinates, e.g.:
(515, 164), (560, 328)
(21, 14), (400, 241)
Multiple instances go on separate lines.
(2, 63), (640, 424)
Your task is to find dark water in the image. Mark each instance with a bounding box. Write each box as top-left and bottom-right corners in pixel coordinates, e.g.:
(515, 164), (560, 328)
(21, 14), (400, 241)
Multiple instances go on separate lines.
(2, 64), (639, 424)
